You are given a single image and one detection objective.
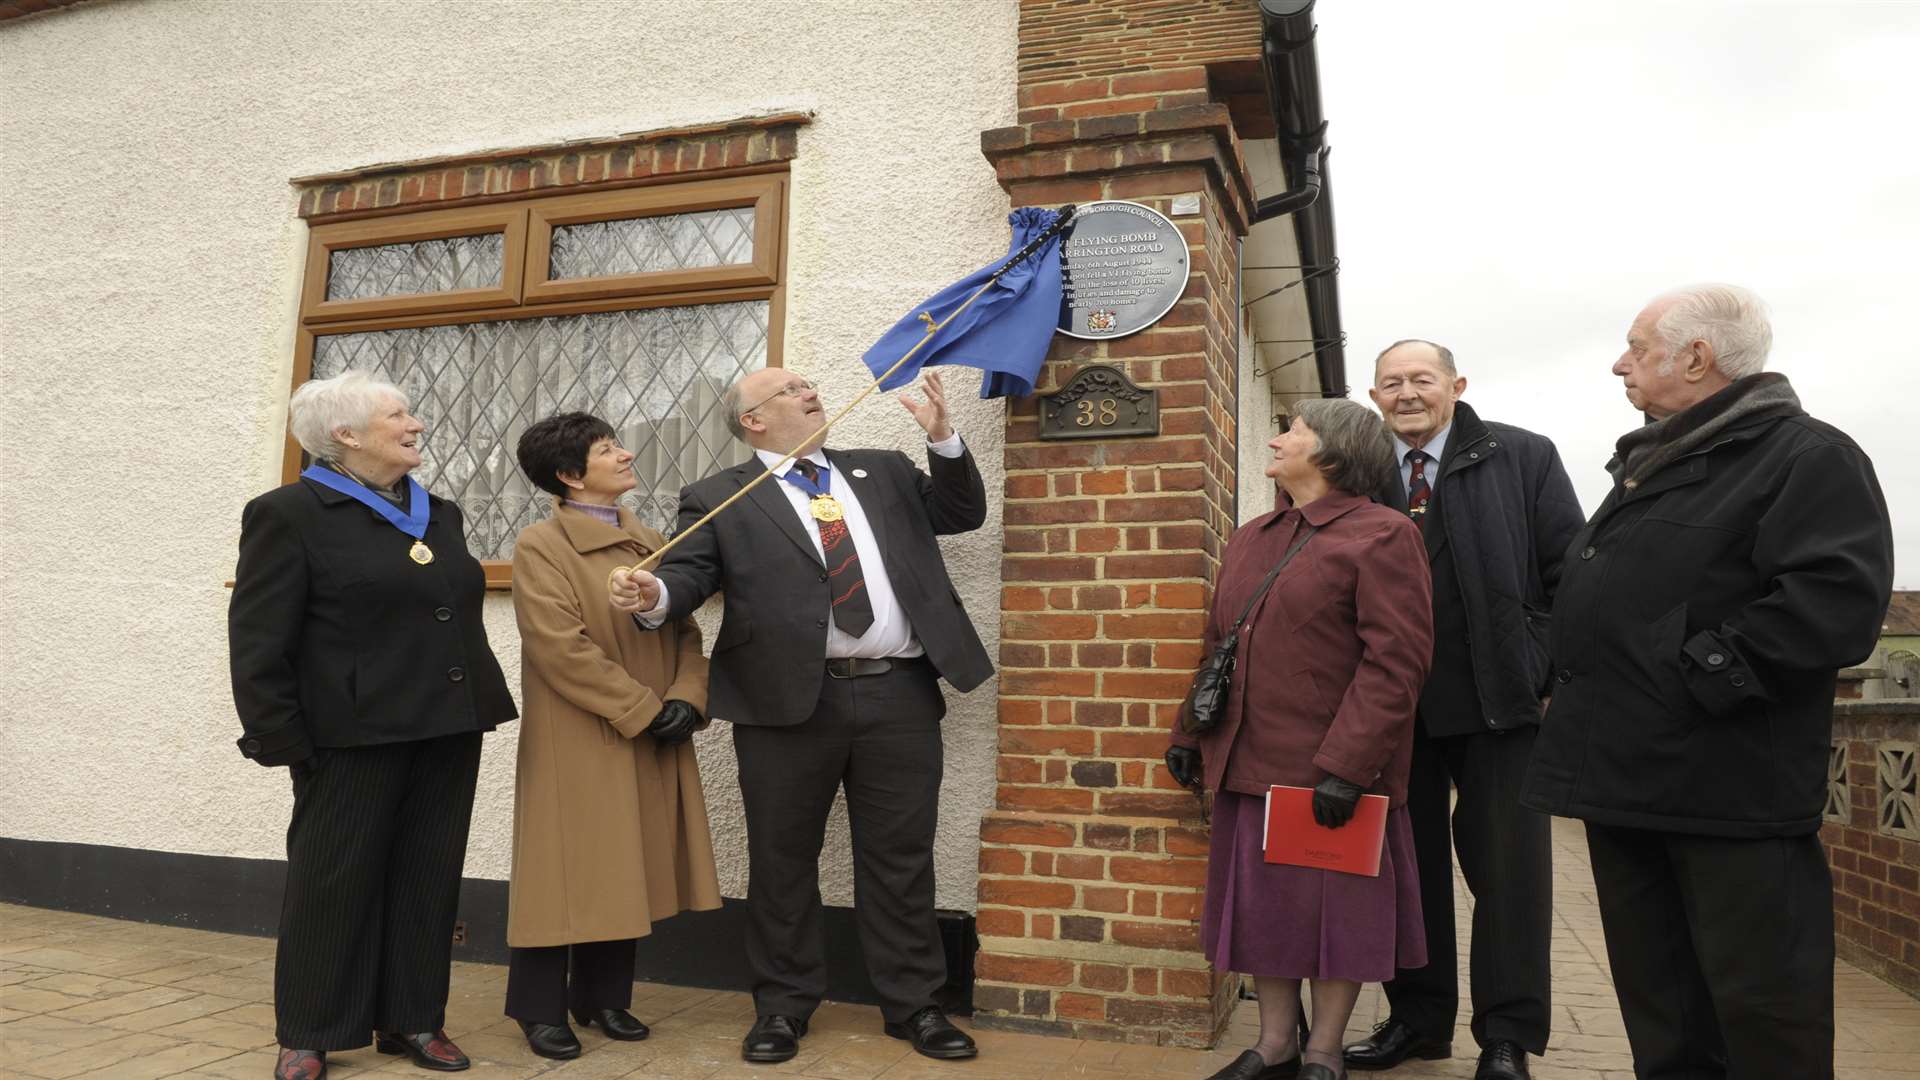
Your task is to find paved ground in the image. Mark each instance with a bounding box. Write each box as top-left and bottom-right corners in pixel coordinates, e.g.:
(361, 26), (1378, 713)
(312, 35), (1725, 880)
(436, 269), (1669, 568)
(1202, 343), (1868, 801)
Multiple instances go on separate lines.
(2, 818), (1915, 1079)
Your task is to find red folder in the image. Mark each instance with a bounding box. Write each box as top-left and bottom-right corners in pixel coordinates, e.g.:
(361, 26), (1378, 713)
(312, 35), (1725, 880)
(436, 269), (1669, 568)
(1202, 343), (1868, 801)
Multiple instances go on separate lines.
(1263, 784), (1389, 877)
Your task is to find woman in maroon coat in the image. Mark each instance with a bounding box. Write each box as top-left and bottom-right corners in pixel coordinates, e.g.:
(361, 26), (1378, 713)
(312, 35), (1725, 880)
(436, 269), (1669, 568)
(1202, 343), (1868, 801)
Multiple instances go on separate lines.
(1166, 398), (1434, 1080)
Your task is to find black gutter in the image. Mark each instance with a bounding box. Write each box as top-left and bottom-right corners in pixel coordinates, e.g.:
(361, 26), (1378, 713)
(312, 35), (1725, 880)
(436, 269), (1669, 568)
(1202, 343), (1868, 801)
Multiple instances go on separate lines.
(1254, 0), (1346, 398)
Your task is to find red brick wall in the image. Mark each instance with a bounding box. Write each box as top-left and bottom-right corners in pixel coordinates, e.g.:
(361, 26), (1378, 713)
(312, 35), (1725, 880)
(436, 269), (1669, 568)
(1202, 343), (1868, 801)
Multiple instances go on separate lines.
(1017, 0), (1262, 88)
(1825, 705), (1920, 998)
(291, 113), (807, 221)
(972, 0), (1268, 1046)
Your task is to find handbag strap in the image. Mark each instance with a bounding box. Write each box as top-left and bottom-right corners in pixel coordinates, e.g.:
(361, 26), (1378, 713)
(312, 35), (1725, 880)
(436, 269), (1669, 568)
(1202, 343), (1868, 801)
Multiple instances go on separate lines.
(1223, 524), (1318, 637)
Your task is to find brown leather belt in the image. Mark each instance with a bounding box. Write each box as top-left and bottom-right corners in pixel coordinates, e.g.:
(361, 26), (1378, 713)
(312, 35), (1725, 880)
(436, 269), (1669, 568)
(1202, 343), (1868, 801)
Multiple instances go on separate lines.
(825, 657), (922, 679)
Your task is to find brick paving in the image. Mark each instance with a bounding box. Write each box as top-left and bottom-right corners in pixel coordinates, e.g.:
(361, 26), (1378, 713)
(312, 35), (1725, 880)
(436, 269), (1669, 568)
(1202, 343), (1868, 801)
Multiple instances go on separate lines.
(3, 818), (1915, 1079)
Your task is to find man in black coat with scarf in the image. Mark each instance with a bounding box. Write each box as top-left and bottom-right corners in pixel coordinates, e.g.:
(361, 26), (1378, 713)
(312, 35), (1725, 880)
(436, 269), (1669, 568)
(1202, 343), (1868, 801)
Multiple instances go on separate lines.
(1523, 284), (1893, 1078)
(1342, 341), (1583, 1080)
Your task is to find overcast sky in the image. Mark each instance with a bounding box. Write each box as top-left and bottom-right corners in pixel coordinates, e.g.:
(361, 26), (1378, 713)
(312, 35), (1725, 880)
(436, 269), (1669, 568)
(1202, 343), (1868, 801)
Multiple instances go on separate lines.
(1311, 0), (1917, 588)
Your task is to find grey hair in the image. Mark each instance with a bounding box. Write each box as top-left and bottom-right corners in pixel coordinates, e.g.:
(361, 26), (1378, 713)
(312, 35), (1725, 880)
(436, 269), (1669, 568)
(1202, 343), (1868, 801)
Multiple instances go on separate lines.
(288, 369), (408, 461)
(1291, 397), (1396, 496)
(1652, 283), (1772, 379)
(1374, 338), (1457, 377)
(720, 378), (750, 443)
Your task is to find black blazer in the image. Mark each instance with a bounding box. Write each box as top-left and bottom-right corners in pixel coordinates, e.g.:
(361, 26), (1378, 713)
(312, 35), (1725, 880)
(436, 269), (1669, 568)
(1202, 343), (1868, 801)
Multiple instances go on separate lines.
(657, 444), (994, 728)
(1374, 402), (1585, 734)
(228, 476), (517, 766)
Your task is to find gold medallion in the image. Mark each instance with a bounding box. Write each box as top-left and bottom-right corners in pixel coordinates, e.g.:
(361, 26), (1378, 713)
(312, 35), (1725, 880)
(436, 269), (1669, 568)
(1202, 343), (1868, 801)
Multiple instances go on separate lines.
(809, 495), (844, 523)
(409, 540), (434, 565)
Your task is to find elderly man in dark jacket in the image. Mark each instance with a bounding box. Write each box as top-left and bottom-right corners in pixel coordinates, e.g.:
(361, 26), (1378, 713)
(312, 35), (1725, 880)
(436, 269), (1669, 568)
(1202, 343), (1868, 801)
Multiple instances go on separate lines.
(1523, 284), (1893, 1079)
(1342, 341), (1582, 1080)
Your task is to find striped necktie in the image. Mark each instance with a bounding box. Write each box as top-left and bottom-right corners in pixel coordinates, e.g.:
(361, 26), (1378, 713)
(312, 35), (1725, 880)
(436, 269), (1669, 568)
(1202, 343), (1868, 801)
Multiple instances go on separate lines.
(795, 459), (875, 636)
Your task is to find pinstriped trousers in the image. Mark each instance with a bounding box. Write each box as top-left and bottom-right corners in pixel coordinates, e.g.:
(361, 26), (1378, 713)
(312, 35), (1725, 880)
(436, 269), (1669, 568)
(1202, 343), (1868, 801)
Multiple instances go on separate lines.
(274, 732), (483, 1050)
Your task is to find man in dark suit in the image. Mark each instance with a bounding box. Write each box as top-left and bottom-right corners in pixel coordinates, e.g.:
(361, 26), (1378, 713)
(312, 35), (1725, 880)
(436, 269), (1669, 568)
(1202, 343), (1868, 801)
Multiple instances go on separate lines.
(610, 367), (991, 1064)
(1343, 340), (1583, 1080)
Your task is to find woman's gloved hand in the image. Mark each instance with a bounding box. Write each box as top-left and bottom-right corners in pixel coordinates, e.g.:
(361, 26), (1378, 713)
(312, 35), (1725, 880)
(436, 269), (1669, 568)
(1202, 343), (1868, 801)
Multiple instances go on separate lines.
(1164, 746), (1202, 790)
(647, 699), (702, 744)
(1311, 774), (1365, 828)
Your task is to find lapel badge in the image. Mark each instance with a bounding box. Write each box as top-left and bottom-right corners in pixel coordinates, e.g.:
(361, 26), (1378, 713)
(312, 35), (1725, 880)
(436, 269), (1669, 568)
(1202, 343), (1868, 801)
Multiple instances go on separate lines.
(851, 468), (869, 479)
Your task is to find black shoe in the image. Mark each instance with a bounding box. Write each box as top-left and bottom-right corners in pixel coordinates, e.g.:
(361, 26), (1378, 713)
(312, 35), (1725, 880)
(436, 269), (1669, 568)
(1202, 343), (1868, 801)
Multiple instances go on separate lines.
(1475, 1040), (1530, 1080)
(883, 1005), (978, 1060)
(742, 1014), (807, 1063)
(1205, 1049), (1302, 1079)
(273, 1048), (326, 1080)
(1342, 1019), (1450, 1070)
(517, 1021), (582, 1061)
(373, 1030), (470, 1071)
(571, 1007), (650, 1041)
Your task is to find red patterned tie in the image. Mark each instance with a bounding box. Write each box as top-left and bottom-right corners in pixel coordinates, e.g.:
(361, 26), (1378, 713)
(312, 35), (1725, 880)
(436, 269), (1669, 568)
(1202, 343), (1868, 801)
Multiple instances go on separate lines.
(796, 460), (874, 636)
(1406, 450), (1432, 531)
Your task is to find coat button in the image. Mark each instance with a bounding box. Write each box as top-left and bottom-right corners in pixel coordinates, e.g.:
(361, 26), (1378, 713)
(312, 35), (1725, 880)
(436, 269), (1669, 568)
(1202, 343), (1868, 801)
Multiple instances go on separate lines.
(434, 606), (452, 622)
(1580, 546), (1596, 560)
(1470, 452), (1480, 459)
(1730, 673), (1747, 687)
(448, 667), (465, 682)
(243, 738), (261, 755)
(816, 617), (828, 629)
(818, 572), (828, 583)
(1489, 441), (1498, 447)
(1706, 652), (1725, 667)
(1556, 669), (1573, 684)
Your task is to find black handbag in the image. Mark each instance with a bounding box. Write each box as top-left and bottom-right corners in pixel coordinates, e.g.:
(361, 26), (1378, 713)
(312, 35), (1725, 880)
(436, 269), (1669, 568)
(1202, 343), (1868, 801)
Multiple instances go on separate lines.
(1179, 525), (1317, 736)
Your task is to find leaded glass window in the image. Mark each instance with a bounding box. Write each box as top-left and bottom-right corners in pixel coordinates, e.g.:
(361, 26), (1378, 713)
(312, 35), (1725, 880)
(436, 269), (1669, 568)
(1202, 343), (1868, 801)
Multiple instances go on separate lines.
(548, 207), (755, 279)
(310, 301), (765, 558)
(326, 234), (506, 300)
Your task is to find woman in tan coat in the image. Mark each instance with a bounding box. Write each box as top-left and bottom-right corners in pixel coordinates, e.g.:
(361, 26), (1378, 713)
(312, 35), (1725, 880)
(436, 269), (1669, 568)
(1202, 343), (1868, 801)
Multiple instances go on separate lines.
(505, 412), (722, 1061)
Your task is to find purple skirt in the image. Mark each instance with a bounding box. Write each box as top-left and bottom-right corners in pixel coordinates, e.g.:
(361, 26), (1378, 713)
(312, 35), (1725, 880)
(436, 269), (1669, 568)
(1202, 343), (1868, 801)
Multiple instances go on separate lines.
(1201, 789), (1427, 982)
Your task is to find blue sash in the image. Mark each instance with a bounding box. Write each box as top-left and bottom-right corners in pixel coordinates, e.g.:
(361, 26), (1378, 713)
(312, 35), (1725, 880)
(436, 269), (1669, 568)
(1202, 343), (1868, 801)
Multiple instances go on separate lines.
(301, 464), (431, 539)
(776, 461), (832, 501)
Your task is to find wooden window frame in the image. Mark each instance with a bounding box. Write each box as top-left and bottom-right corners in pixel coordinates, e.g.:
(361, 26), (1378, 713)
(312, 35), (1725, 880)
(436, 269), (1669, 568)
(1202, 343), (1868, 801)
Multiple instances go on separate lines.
(300, 204), (529, 325)
(286, 170), (789, 589)
(524, 174), (783, 305)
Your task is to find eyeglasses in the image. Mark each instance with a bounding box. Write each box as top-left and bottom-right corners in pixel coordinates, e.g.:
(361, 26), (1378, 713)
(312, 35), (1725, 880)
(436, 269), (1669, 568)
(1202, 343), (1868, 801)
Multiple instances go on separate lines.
(739, 379), (815, 417)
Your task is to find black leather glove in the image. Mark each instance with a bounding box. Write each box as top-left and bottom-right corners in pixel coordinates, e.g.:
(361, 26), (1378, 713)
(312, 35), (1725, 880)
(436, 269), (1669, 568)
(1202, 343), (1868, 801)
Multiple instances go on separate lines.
(647, 699), (702, 745)
(1164, 746), (1202, 790)
(1311, 774), (1365, 829)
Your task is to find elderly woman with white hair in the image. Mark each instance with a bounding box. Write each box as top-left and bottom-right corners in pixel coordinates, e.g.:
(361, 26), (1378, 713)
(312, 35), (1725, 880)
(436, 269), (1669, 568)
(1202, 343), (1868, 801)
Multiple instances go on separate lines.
(229, 369), (516, 1080)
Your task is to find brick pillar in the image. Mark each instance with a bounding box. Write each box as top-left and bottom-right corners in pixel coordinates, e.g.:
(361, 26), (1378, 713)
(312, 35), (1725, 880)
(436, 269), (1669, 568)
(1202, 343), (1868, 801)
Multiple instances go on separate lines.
(971, 98), (1260, 1046)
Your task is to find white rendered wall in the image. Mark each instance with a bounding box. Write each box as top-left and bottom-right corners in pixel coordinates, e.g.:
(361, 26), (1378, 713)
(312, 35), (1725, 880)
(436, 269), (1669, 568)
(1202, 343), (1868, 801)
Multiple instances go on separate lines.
(0, 0), (1018, 911)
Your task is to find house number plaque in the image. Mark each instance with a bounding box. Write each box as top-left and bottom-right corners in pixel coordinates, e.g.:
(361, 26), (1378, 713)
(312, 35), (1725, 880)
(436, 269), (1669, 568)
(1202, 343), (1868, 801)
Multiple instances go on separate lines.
(1038, 364), (1159, 441)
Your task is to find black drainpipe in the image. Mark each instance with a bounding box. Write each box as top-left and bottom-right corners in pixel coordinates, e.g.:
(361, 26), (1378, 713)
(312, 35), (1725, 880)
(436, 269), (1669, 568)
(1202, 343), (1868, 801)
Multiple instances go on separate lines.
(1253, 0), (1346, 398)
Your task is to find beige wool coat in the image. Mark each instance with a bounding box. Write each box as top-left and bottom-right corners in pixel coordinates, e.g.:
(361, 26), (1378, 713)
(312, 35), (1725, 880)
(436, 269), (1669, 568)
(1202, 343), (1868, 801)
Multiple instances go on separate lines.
(507, 504), (722, 947)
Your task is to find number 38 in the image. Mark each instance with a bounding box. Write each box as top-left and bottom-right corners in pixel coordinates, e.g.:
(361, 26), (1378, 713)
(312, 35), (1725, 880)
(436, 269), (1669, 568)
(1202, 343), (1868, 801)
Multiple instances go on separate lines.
(1075, 398), (1120, 426)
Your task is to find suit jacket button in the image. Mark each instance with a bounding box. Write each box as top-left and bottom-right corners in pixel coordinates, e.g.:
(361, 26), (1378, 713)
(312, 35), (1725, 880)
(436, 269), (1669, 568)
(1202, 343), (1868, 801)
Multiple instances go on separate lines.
(816, 617), (828, 629)
(243, 738), (262, 755)
(818, 572), (828, 583)
(1706, 652), (1725, 667)
(448, 667), (465, 682)
(1556, 669), (1573, 684)
(1580, 546), (1596, 559)
(434, 606), (453, 622)
(1730, 673), (1747, 687)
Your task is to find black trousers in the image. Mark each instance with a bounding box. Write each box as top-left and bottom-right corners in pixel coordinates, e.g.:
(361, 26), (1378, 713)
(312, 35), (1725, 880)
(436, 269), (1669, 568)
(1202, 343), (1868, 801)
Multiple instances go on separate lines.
(731, 659), (946, 1024)
(504, 939), (638, 1025)
(1584, 823), (1834, 1080)
(274, 732), (483, 1050)
(1384, 725), (1553, 1053)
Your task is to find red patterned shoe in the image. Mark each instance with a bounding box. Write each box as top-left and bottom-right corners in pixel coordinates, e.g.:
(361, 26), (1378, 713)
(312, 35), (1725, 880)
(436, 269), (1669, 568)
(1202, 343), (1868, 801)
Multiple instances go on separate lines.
(374, 1029), (470, 1071)
(273, 1048), (326, 1080)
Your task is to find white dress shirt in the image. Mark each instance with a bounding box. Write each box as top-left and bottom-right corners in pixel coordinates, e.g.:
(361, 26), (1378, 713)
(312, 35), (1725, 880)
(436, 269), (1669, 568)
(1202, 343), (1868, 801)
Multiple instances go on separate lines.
(1392, 422), (1452, 497)
(638, 434), (965, 660)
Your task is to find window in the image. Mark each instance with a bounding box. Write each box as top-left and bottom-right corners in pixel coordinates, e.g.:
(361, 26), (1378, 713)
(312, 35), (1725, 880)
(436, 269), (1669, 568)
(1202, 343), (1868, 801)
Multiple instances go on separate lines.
(287, 173), (788, 586)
